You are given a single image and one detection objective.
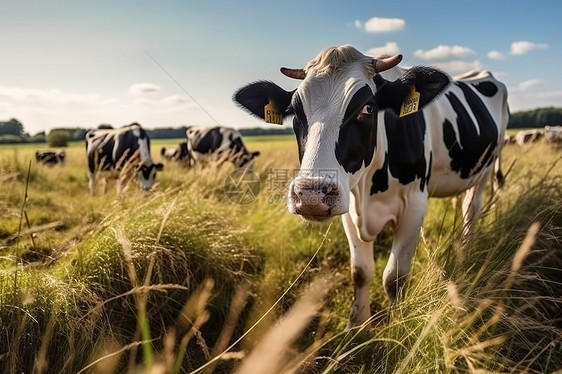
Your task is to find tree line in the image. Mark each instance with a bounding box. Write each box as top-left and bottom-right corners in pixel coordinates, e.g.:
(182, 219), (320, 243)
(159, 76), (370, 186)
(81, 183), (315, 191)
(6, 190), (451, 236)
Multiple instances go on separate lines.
(507, 107), (562, 129)
(1, 107), (560, 145)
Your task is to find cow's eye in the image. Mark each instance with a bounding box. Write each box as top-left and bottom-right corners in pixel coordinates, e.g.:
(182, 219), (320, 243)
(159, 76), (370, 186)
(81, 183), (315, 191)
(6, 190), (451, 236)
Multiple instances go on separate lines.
(361, 104), (374, 115)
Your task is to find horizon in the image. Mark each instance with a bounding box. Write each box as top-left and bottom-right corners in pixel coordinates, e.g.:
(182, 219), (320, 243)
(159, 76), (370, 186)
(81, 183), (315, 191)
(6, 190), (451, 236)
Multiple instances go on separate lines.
(1, 0), (561, 134)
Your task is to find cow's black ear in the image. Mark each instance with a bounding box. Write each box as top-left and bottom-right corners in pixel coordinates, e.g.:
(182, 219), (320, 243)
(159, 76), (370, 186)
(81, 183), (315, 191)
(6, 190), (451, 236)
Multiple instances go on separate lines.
(155, 163), (164, 171)
(234, 81), (294, 120)
(374, 67), (450, 114)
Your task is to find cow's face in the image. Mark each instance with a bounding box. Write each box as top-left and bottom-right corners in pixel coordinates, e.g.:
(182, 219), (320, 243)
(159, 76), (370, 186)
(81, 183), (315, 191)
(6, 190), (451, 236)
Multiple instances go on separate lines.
(137, 163), (164, 191)
(235, 45), (449, 221)
(286, 62), (387, 220)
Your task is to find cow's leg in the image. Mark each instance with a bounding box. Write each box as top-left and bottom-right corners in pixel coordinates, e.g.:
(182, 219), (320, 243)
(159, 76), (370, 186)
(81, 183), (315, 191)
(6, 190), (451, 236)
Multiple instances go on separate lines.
(382, 197), (427, 302)
(100, 177), (107, 195)
(117, 176), (125, 195)
(461, 170), (492, 237)
(88, 172), (97, 196)
(342, 213), (374, 329)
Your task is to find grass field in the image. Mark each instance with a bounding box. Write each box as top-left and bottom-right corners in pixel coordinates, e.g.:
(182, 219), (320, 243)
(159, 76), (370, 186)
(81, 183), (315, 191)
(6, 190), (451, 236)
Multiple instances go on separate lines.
(0, 135), (561, 373)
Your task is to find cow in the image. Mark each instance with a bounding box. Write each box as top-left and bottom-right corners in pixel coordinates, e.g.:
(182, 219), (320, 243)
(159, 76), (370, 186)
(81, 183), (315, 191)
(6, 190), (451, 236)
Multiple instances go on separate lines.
(161, 141), (189, 162)
(85, 123), (163, 195)
(35, 149), (65, 165)
(186, 126), (260, 169)
(515, 129), (543, 146)
(234, 45), (509, 328)
(544, 125), (562, 145)
(503, 134), (516, 145)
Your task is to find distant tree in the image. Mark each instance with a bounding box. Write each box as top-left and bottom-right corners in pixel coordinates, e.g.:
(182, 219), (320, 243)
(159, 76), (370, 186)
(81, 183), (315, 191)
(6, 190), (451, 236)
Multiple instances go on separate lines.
(30, 131), (46, 143)
(508, 107), (562, 128)
(0, 118), (25, 137)
(0, 134), (24, 144)
(70, 129), (88, 141)
(97, 124), (113, 129)
(47, 130), (69, 147)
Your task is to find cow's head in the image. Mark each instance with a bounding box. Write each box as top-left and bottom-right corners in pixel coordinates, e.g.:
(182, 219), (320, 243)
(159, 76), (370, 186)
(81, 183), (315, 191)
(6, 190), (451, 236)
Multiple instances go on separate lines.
(234, 150), (260, 170)
(137, 162), (164, 191)
(234, 45), (449, 221)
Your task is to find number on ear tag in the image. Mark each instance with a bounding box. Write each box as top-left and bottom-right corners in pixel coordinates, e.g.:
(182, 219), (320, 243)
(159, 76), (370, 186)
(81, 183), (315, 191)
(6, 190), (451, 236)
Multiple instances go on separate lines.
(264, 99), (283, 125)
(399, 86), (420, 117)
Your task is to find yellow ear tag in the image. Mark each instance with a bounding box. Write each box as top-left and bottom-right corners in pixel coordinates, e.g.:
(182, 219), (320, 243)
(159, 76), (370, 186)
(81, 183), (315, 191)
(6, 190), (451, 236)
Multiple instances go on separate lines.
(264, 99), (283, 125)
(399, 86), (420, 117)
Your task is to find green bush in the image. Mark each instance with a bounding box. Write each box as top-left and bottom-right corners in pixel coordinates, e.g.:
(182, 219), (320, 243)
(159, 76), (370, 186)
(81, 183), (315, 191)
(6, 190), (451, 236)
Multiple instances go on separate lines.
(47, 130), (69, 147)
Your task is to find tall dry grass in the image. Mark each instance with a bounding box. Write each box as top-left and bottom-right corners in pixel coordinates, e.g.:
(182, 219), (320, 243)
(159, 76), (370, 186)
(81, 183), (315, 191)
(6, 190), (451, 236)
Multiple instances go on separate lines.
(0, 139), (560, 373)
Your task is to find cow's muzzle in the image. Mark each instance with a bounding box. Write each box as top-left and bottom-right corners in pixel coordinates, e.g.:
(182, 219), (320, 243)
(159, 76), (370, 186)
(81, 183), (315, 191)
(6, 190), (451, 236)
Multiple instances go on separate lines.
(288, 177), (346, 221)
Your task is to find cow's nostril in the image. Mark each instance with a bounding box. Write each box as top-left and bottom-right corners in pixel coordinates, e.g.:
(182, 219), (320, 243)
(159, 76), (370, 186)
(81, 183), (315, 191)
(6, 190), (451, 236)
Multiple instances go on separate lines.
(321, 186), (328, 194)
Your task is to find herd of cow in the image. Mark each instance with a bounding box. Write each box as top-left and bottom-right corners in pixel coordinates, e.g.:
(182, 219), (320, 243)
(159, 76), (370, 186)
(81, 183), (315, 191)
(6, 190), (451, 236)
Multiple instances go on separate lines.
(36, 124), (260, 194)
(504, 125), (562, 146)
(31, 45), (561, 329)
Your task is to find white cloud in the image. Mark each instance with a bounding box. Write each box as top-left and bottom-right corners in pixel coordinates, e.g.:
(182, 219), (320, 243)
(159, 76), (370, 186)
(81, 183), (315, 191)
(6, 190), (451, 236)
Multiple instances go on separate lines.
(433, 60), (484, 74)
(129, 83), (162, 96)
(354, 20), (362, 29)
(487, 50), (504, 60)
(510, 41), (548, 55)
(0, 84), (197, 133)
(365, 42), (400, 58)
(363, 17), (405, 33)
(508, 89), (562, 112)
(517, 79), (542, 91)
(414, 45), (475, 60)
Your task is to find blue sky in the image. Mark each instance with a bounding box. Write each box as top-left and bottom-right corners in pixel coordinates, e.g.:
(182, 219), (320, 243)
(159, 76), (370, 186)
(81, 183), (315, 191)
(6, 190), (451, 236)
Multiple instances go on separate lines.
(1, 0), (560, 134)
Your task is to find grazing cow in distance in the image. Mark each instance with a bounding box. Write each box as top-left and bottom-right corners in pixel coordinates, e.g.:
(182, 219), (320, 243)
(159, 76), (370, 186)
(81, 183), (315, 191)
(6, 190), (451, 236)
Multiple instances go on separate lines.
(515, 129), (543, 146)
(503, 134), (516, 145)
(235, 45), (509, 328)
(186, 126), (260, 169)
(544, 125), (562, 145)
(35, 149), (65, 165)
(161, 141), (189, 162)
(85, 123), (163, 195)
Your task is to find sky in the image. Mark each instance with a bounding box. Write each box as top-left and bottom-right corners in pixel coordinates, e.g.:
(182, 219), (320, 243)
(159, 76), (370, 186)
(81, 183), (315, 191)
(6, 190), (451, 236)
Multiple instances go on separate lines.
(1, 0), (561, 134)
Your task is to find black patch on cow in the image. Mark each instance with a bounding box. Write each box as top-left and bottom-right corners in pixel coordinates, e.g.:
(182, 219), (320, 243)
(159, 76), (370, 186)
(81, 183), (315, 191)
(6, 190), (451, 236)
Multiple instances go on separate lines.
(115, 130), (144, 168)
(443, 82), (498, 178)
(353, 265), (367, 289)
(291, 93), (308, 164)
(384, 110), (428, 191)
(374, 67), (451, 115)
(140, 164), (154, 179)
(178, 142), (188, 159)
(471, 81), (498, 97)
(370, 152), (389, 194)
(234, 81), (294, 119)
(194, 128), (224, 154)
(87, 125), (153, 174)
(335, 85), (377, 173)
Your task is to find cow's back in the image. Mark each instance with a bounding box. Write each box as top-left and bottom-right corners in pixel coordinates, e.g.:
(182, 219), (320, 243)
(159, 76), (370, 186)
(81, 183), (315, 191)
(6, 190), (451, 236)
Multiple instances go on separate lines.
(86, 125), (144, 172)
(424, 71), (508, 197)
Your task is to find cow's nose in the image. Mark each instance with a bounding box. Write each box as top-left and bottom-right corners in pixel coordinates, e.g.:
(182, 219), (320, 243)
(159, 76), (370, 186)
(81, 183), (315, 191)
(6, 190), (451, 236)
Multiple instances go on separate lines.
(289, 178), (340, 219)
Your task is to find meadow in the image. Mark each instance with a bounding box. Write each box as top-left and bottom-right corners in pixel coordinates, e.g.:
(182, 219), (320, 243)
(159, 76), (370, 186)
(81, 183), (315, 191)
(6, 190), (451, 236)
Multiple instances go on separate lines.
(0, 135), (560, 373)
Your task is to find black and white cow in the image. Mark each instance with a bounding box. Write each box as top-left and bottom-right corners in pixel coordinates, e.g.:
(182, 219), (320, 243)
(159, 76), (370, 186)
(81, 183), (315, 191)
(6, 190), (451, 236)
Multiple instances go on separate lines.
(186, 126), (260, 169)
(161, 141), (189, 162)
(235, 45), (509, 328)
(544, 125), (562, 145)
(515, 129), (543, 146)
(85, 123), (163, 195)
(35, 149), (65, 165)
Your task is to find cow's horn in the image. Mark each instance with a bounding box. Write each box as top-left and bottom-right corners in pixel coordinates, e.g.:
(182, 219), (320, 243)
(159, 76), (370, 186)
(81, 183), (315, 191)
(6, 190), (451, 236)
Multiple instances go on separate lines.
(280, 67), (306, 80)
(373, 54), (403, 73)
